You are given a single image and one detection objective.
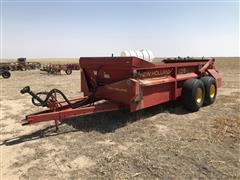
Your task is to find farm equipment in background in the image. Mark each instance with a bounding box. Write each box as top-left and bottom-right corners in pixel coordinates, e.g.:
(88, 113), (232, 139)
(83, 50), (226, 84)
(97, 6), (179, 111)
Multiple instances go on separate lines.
(21, 56), (221, 130)
(40, 63), (80, 75)
(0, 58), (41, 71)
(0, 67), (11, 79)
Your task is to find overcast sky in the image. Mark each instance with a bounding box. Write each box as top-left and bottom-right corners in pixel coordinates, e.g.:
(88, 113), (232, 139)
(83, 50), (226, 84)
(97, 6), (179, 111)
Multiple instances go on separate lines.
(1, 0), (239, 58)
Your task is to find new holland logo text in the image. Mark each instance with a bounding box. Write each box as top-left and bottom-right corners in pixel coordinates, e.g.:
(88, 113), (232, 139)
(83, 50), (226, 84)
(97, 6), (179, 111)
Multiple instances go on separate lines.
(137, 69), (173, 78)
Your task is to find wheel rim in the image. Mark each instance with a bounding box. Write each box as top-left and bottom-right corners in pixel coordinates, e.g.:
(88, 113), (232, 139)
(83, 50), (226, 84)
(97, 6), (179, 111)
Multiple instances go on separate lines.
(195, 87), (203, 104)
(2, 72), (9, 78)
(209, 84), (216, 98)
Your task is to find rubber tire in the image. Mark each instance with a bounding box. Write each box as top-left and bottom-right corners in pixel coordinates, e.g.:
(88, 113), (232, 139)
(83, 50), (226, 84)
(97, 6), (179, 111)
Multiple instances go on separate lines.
(200, 76), (217, 105)
(2, 71), (11, 79)
(182, 78), (205, 112)
(65, 68), (72, 75)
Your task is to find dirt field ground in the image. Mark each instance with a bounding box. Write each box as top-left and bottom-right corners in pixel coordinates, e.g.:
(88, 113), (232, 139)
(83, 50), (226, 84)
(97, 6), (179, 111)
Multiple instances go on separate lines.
(1, 57), (239, 179)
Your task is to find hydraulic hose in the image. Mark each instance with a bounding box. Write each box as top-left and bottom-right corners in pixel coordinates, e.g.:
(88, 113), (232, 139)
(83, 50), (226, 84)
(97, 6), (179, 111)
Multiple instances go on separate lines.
(43, 88), (93, 108)
(20, 65), (104, 109)
(20, 86), (93, 109)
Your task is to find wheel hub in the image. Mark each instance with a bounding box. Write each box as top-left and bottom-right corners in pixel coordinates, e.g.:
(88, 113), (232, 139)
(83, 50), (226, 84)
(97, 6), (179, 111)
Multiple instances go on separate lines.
(210, 84), (215, 98)
(195, 87), (203, 104)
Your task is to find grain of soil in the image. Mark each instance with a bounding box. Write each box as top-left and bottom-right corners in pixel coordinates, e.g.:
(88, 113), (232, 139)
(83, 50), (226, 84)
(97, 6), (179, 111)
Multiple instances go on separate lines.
(0, 57), (239, 179)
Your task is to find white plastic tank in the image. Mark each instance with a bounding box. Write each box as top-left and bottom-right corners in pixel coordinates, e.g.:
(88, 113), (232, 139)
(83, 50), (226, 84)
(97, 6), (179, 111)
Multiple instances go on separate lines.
(120, 49), (154, 62)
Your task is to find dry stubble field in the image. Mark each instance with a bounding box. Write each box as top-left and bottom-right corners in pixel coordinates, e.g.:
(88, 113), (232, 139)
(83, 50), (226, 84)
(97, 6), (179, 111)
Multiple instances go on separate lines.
(0, 57), (239, 179)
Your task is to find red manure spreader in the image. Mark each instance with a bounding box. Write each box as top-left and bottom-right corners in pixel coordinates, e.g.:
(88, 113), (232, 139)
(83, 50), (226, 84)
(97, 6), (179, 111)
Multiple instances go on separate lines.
(21, 56), (221, 129)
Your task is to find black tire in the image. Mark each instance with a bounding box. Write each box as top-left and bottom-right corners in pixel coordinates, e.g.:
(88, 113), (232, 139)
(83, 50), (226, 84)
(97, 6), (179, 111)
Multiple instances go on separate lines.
(65, 68), (72, 75)
(2, 71), (11, 79)
(182, 78), (205, 111)
(200, 76), (217, 105)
